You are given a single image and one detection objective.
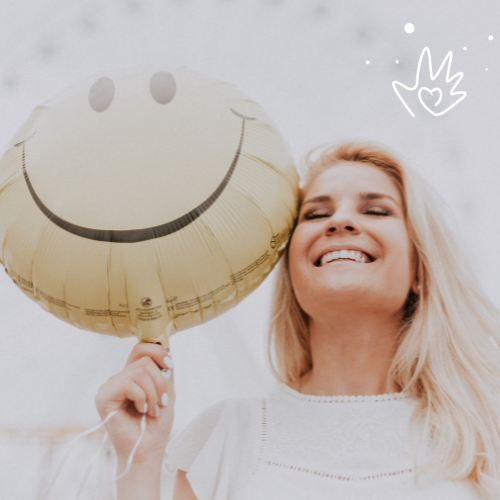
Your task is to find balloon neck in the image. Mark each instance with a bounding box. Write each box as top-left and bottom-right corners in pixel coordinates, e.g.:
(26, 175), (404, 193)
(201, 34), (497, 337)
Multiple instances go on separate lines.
(155, 335), (170, 349)
(138, 319), (175, 349)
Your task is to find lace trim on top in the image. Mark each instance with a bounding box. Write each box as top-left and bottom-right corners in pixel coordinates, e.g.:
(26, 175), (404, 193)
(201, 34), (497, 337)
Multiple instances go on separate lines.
(279, 384), (410, 403)
(265, 461), (413, 481)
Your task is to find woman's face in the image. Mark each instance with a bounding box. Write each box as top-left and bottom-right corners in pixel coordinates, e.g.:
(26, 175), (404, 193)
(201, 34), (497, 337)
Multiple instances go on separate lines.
(289, 161), (417, 320)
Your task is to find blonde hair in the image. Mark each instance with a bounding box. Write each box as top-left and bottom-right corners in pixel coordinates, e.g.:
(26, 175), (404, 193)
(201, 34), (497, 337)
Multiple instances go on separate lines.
(267, 141), (500, 498)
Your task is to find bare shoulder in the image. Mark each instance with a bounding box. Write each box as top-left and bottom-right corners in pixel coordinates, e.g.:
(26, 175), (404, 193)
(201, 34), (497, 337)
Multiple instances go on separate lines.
(173, 469), (198, 500)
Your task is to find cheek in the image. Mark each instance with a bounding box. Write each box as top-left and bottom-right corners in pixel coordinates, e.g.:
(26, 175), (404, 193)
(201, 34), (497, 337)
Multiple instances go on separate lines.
(288, 221), (303, 251)
(288, 233), (303, 283)
(382, 230), (414, 283)
(287, 227), (313, 295)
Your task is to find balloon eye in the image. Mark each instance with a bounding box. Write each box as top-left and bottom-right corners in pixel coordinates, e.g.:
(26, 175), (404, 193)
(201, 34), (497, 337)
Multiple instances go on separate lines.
(89, 77), (115, 112)
(150, 72), (176, 105)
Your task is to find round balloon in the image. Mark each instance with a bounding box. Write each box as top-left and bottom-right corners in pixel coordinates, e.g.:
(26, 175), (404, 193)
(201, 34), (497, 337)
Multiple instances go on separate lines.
(0, 66), (298, 347)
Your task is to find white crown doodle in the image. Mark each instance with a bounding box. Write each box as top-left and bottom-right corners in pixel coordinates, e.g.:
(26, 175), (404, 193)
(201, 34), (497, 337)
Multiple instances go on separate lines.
(392, 47), (467, 117)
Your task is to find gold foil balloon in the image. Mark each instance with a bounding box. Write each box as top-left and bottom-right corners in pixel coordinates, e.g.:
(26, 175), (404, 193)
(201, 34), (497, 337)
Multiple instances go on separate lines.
(0, 66), (298, 347)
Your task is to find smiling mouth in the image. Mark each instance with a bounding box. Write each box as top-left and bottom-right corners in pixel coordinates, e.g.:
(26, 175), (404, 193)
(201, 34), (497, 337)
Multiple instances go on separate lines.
(15, 108), (255, 243)
(315, 250), (374, 267)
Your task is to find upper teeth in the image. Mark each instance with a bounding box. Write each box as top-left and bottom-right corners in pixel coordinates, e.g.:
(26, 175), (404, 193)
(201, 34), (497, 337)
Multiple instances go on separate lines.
(320, 250), (367, 266)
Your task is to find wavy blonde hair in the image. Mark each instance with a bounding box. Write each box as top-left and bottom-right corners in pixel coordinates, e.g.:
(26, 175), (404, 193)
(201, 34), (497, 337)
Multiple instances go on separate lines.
(267, 141), (500, 498)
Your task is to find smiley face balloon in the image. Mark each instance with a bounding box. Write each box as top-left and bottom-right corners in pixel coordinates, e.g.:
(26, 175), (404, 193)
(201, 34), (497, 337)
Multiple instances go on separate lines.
(0, 66), (298, 347)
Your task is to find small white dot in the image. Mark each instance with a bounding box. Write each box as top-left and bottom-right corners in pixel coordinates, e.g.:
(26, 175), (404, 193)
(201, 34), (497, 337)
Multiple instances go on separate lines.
(396, 60), (399, 63)
(405, 23), (415, 34)
(366, 60), (370, 65)
(488, 35), (494, 41)
(463, 47), (467, 50)
(486, 68), (489, 71)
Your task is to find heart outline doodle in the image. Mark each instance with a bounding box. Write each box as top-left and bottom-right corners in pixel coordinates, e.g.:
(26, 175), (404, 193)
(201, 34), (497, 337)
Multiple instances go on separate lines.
(392, 47), (467, 117)
(419, 87), (443, 106)
(418, 87), (444, 115)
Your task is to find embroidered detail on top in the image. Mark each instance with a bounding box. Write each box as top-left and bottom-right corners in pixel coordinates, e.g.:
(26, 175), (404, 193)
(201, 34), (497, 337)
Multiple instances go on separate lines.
(249, 398), (269, 478)
(261, 398), (268, 443)
(265, 461), (413, 481)
(256, 398), (268, 462)
(279, 384), (410, 403)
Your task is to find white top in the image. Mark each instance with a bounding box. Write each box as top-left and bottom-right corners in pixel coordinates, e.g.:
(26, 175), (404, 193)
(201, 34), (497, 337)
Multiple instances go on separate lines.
(164, 384), (480, 499)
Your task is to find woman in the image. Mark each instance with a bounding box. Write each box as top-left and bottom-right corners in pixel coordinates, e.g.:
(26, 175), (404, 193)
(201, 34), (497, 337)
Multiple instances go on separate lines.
(95, 141), (500, 499)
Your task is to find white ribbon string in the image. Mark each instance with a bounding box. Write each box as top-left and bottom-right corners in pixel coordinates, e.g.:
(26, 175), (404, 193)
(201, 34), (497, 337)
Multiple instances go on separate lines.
(41, 404), (132, 500)
(41, 407), (122, 500)
(74, 431), (109, 500)
(113, 412), (147, 482)
(41, 404), (148, 499)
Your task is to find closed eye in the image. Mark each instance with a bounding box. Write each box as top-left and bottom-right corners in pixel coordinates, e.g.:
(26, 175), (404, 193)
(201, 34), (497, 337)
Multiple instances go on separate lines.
(364, 206), (390, 216)
(303, 210), (330, 220)
(303, 208), (390, 220)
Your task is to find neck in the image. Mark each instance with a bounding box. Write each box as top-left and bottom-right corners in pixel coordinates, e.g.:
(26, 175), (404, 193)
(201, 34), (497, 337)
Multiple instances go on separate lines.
(296, 310), (402, 397)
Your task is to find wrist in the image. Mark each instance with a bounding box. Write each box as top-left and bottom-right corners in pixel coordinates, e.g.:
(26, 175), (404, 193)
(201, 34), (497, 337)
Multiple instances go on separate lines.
(115, 439), (167, 466)
(117, 446), (165, 470)
(116, 457), (163, 500)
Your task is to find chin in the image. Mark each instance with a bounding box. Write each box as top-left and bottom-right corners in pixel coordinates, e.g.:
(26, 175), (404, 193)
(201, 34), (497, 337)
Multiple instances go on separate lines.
(315, 276), (372, 296)
(298, 283), (371, 313)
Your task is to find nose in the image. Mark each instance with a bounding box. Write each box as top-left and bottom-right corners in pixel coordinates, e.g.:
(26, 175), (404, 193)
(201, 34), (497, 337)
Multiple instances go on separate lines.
(324, 209), (361, 236)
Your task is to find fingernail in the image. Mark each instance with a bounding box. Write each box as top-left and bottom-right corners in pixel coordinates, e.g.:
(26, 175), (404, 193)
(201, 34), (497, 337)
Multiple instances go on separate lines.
(161, 393), (168, 406)
(162, 369), (171, 382)
(143, 403), (148, 414)
(154, 404), (160, 417)
(164, 356), (173, 370)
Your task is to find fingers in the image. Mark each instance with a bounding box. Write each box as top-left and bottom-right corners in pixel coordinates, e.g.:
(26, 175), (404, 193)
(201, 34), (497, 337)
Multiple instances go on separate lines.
(126, 343), (175, 415)
(122, 380), (149, 415)
(132, 363), (162, 416)
(135, 356), (170, 416)
(126, 342), (172, 371)
(96, 347), (174, 420)
(162, 354), (175, 403)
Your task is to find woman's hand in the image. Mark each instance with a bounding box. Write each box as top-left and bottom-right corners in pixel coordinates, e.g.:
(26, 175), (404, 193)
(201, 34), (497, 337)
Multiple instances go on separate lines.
(95, 343), (175, 475)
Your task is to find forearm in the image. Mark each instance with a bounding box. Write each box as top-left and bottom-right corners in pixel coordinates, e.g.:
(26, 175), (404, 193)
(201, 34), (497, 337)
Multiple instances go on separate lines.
(116, 454), (164, 500)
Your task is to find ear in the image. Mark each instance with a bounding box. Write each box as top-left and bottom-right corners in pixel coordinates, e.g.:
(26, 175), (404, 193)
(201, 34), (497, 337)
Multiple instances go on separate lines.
(411, 280), (420, 295)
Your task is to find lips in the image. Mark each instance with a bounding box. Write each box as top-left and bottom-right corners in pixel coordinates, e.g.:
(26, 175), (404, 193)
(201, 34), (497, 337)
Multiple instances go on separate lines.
(313, 246), (375, 267)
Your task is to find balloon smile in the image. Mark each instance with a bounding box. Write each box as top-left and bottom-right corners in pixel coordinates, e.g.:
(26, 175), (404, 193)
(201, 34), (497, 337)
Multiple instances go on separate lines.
(15, 109), (255, 243)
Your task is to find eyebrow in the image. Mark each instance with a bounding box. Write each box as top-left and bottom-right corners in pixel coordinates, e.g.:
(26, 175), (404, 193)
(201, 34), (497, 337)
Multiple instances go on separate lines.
(301, 192), (399, 206)
(359, 192), (399, 204)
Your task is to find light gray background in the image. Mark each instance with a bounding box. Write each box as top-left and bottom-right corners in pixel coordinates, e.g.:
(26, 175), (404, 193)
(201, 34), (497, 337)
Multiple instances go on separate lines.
(0, 0), (499, 498)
